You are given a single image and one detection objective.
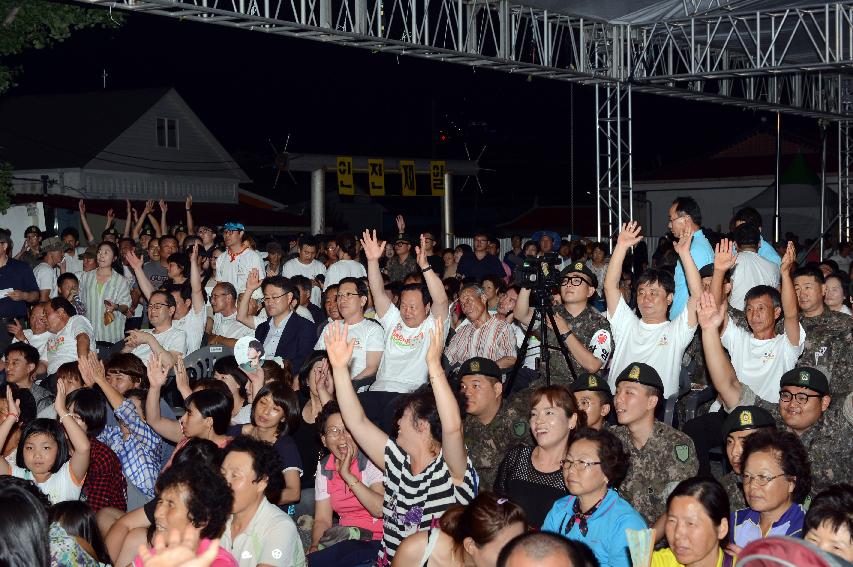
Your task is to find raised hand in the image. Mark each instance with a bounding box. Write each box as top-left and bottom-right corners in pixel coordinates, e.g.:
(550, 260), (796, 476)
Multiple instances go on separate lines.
(714, 238), (737, 272)
(425, 317), (444, 371)
(5, 319), (24, 342)
(189, 243), (199, 264)
(55, 378), (68, 415)
(415, 233), (429, 269)
(246, 268), (261, 293)
(781, 241), (797, 273)
(616, 221), (643, 248)
(125, 249), (144, 271)
(395, 214), (406, 233)
(174, 356), (190, 397)
(137, 525), (219, 567)
(132, 208), (140, 223)
(106, 209), (115, 224)
(78, 353), (96, 388)
(78, 199), (86, 215)
(143, 199), (155, 215)
(672, 227), (693, 257)
(185, 195), (193, 210)
(324, 322), (354, 369)
(146, 352), (168, 388)
(4, 385), (20, 424)
(159, 199), (168, 213)
(696, 291), (725, 331)
(360, 229), (386, 263)
(125, 199), (132, 213)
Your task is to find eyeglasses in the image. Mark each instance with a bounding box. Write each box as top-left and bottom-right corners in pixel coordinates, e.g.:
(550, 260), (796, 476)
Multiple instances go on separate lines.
(560, 457), (602, 471)
(779, 391), (823, 405)
(148, 303), (170, 310)
(741, 472), (787, 486)
(394, 242), (409, 247)
(561, 276), (591, 287)
(262, 293), (288, 303)
(324, 426), (348, 437)
(335, 292), (360, 300)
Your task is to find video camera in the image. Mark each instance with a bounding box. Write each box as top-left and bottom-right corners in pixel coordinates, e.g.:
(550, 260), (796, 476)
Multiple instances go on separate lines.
(514, 253), (562, 296)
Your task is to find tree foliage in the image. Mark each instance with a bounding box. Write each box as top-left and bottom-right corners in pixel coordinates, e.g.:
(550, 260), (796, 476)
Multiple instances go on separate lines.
(0, 0), (121, 95)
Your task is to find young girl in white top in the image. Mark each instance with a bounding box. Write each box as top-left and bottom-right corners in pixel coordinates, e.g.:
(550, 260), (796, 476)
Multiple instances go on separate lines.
(0, 381), (91, 504)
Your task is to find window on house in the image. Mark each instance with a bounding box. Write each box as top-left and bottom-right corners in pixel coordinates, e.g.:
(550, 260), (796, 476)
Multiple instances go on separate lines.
(156, 117), (179, 148)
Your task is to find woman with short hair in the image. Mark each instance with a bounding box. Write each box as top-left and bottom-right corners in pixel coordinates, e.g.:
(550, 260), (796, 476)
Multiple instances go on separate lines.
(542, 427), (645, 567)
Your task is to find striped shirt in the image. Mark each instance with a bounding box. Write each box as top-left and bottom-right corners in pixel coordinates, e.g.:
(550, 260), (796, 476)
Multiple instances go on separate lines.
(79, 270), (132, 343)
(444, 316), (515, 366)
(380, 439), (476, 563)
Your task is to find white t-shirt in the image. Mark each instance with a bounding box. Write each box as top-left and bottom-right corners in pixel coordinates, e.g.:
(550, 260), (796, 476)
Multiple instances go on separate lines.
(61, 247), (87, 276)
(371, 305), (449, 393)
(216, 248), (264, 294)
(11, 460), (82, 504)
(174, 305), (206, 353)
(33, 262), (58, 298)
(45, 315), (95, 375)
(22, 329), (51, 360)
(132, 324), (188, 363)
(730, 251), (781, 311)
(721, 322), (805, 403)
(607, 297), (697, 398)
(315, 319), (384, 377)
(324, 259), (366, 290)
(281, 258), (326, 306)
(220, 498), (306, 567)
(213, 311), (255, 340)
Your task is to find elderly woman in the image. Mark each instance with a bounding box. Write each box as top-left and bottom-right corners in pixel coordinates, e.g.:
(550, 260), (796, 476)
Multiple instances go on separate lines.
(650, 477), (734, 567)
(79, 241), (131, 344)
(494, 385), (584, 528)
(729, 428), (811, 554)
(308, 401), (384, 565)
(542, 427), (645, 567)
(325, 320), (475, 565)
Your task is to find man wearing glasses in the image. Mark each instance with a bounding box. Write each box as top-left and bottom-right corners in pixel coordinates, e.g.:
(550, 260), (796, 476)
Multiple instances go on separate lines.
(667, 197), (715, 320)
(122, 289), (186, 368)
(386, 233), (419, 283)
(514, 262), (612, 387)
(253, 275), (316, 372)
(698, 301), (853, 499)
(314, 277), (383, 384)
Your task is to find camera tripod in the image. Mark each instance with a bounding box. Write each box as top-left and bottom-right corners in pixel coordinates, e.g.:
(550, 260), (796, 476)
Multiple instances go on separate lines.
(504, 286), (579, 397)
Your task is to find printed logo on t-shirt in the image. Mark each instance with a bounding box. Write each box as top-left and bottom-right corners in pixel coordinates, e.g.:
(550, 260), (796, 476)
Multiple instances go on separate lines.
(241, 550), (253, 559)
(46, 335), (65, 353)
(271, 549), (283, 559)
(657, 335), (669, 347)
(761, 351), (776, 364)
(390, 322), (425, 349)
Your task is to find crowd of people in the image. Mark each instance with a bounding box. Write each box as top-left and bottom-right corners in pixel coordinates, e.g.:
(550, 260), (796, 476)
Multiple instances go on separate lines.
(0, 196), (850, 567)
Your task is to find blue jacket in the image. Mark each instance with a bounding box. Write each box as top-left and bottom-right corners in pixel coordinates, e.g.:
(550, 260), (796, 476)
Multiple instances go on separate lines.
(542, 488), (647, 567)
(671, 229), (714, 320)
(255, 313), (317, 372)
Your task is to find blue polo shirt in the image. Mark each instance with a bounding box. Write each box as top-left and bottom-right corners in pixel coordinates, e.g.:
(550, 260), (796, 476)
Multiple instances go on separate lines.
(542, 488), (647, 567)
(758, 237), (782, 266)
(0, 258), (38, 318)
(671, 229), (714, 320)
(730, 502), (805, 549)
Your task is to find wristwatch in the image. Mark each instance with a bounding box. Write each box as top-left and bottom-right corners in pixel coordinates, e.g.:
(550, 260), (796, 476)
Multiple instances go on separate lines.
(560, 329), (573, 342)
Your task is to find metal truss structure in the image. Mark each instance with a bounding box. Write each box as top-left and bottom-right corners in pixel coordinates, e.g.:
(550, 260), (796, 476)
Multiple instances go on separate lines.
(76, 0), (853, 240)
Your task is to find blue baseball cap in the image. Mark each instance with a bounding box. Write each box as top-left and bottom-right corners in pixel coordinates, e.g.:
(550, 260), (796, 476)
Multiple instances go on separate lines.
(223, 222), (245, 232)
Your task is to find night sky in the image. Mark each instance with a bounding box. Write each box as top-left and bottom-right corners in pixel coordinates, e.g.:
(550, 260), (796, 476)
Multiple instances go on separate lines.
(7, 1), (823, 233)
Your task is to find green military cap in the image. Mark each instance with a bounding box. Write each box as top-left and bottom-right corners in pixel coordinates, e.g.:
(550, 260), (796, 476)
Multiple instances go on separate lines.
(614, 362), (664, 394)
(780, 367), (830, 396)
(721, 406), (775, 440)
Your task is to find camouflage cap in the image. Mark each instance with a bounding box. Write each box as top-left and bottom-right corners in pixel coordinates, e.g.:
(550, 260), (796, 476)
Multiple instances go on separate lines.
(458, 357), (502, 381)
(40, 236), (64, 253)
(570, 372), (611, 394)
(721, 405), (776, 439)
(101, 227), (119, 238)
(614, 362), (664, 393)
(780, 366), (830, 396)
(78, 246), (97, 260)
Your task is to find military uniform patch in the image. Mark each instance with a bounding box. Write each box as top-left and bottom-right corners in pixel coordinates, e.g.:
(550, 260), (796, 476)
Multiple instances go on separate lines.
(512, 421), (528, 438)
(739, 410), (753, 427)
(675, 444), (690, 463)
(470, 360), (480, 373)
(799, 370), (810, 383)
(575, 262), (584, 270)
(589, 376), (598, 388)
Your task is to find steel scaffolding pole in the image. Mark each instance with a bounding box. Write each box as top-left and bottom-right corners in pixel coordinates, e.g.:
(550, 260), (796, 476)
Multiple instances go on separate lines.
(311, 169), (325, 235)
(596, 83), (633, 247)
(441, 172), (454, 248)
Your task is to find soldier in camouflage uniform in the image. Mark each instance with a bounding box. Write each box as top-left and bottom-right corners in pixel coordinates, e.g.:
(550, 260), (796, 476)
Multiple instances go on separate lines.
(569, 372), (613, 430)
(718, 406), (776, 512)
(385, 233), (420, 283)
(792, 266), (853, 396)
(610, 362), (699, 525)
(513, 261), (613, 389)
(459, 357), (531, 491)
